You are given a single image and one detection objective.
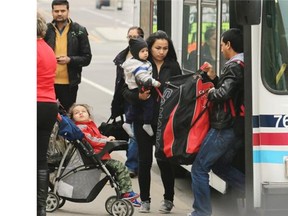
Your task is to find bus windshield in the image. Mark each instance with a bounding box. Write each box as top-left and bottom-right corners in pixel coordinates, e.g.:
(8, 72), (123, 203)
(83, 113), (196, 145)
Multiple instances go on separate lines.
(262, 0), (288, 93)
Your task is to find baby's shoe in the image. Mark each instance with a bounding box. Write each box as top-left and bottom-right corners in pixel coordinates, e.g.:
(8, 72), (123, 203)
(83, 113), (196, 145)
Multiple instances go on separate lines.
(121, 191), (139, 200)
(122, 123), (134, 137)
(143, 124), (154, 136)
(131, 199), (141, 207)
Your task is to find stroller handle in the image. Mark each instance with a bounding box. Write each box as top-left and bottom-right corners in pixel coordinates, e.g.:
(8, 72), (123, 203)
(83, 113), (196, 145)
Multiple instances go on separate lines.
(97, 140), (128, 158)
(76, 140), (128, 159)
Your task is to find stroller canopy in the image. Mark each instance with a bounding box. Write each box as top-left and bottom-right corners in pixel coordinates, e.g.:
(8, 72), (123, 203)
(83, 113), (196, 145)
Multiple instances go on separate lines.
(58, 114), (84, 141)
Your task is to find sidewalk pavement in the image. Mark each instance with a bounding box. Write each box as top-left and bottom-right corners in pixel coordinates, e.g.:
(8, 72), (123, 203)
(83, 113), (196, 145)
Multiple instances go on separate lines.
(94, 27), (128, 42)
(47, 149), (193, 216)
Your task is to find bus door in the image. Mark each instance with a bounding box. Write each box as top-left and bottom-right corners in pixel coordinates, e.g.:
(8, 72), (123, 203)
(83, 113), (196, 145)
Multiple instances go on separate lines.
(180, 0), (233, 194)
(251, 0), (288, 214)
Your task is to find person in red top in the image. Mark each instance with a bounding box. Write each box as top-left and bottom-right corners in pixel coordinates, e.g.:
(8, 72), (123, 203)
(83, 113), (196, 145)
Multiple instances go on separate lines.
(37, 12), (59, 216)
(68, 103), (140, 206)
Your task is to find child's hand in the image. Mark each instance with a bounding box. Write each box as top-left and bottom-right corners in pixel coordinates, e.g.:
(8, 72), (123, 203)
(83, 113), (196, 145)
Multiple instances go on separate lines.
(153, 80), (161, 87)
(108, 136), (116, 141)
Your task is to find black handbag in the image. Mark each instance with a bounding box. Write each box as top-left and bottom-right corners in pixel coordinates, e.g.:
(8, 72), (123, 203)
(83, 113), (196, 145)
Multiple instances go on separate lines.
(98, 115), (129, 141)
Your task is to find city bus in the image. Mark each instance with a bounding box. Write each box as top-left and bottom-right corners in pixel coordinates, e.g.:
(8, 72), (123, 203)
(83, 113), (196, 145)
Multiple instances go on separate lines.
(134, 0), (288, 215)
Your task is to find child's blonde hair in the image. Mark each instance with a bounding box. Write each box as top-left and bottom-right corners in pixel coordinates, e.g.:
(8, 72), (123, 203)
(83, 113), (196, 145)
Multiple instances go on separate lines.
(68, 103), (93, 120)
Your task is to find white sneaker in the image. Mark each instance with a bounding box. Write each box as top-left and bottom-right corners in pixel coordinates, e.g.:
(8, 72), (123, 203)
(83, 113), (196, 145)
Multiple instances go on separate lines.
(142, 124), (154, 136)
(159, 199), (174, 213)
(139, 201), (150, 213)
(122, 123), (134, 137)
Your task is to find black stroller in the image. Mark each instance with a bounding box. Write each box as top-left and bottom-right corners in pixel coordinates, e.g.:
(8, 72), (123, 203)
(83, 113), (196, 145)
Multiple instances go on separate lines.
(46, 114), (134, 216)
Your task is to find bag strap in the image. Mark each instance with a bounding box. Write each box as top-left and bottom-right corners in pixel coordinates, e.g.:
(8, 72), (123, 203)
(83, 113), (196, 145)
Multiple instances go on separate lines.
(190, 100), (209, 129)
(107, 115), (125, 123)
(229, 60), (245, 117)
(189, 82), (211, 129)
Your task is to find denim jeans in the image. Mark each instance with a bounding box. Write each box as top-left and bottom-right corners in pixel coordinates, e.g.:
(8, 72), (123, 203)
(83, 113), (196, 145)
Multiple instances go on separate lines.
(191, 128), (245, 216)
(125, 125), (138, 173)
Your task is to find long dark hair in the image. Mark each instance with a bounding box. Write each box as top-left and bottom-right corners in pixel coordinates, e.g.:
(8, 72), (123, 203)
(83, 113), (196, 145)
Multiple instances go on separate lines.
(146, 30), (178, 61)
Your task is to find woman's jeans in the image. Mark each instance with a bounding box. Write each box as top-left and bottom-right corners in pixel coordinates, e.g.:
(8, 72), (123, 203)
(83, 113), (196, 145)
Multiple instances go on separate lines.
(125, 135), (138, 173)
(191, 128), (245, 216)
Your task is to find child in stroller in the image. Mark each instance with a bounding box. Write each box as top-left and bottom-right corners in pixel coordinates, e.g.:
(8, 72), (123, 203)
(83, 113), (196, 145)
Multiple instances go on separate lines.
(69, 103), (140, 206)
(46, 104), (140, 215)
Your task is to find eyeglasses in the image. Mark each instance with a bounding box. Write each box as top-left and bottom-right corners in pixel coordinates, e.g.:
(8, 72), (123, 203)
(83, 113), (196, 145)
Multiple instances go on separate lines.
(126, 35), (139, 39)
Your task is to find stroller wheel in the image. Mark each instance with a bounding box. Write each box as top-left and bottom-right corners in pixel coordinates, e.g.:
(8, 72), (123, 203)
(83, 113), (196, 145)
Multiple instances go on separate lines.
(105, 195), (117, 215)
(111, 199), (129, 216)
(58, 197), (66, 209)
(123, 199), (134, 216)
(46, 192), (59, 212)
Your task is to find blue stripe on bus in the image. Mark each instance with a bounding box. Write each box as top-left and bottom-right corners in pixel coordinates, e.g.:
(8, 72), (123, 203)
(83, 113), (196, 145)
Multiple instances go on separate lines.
(253, 116), (259, 128)
(253, 115), (286, 128)
(253, 150), (288, 164)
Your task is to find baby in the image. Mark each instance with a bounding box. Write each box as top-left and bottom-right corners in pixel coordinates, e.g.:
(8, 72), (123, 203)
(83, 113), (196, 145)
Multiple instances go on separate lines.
(122, 37), (161, 137)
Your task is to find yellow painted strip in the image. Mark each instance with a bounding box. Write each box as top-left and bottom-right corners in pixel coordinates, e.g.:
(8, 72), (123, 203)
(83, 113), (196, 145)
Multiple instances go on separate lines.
(276, 63), (287, 84)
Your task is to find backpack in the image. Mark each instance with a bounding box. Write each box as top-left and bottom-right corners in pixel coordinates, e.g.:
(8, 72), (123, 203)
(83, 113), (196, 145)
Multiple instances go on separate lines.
(155, 73), (214, 165)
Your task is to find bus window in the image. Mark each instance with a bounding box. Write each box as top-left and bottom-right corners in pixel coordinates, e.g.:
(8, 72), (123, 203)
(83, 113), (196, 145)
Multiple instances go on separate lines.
(182, 2), (198, 73)
(220, 1), (230, 73)
(199, 2), (217, 73)
(182, 0), (229, 74)
(262, 0), (288, 93)
(152, 1), (157, 33)
(183, 1), (219, 73)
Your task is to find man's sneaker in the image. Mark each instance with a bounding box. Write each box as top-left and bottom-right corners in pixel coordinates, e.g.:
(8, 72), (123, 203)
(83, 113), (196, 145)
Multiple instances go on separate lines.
(131, 199), (141, 207)
(139, 201), (150, 213)
(121, 191), (139, 200)
(159, 199), (174, 213)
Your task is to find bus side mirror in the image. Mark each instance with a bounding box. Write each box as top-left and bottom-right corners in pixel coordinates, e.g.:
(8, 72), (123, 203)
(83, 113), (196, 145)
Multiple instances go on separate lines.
(232, 0), (261, 25)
